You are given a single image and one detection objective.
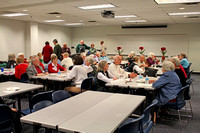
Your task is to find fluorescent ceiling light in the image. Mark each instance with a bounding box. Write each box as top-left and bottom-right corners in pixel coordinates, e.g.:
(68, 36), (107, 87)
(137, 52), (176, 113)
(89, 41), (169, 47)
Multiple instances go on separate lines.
(155, 0), (200, 4)
(65, 23), (83, 26)
(78, 4), (115, 10)
(43, 20), (65, 22)
(125, 20), (147, 23)
(1, 13), (29, 17)
(115, 15), (137, 18)
(168, 12), (200, 15)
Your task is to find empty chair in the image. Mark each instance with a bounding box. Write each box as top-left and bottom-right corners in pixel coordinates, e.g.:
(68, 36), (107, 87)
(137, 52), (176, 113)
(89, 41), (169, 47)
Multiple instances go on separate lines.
(21, 90), (54, 115)
(81, 77), (93, 92)
(52, 90), (70, 103)
(187, 70), (193, 80)
(33, 100), (54, 112)
(0, 104), (14, 133)
(115, 114), (144, 133)
(142, 99), (158, 133)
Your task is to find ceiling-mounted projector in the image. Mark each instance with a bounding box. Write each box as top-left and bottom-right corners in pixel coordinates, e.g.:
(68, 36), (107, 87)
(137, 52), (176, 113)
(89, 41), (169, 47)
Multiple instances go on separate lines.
(101, 10), (115, 18)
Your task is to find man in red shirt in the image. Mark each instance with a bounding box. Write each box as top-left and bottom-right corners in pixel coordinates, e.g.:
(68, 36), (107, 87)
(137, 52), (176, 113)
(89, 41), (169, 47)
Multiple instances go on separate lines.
(42, 41), (53, 63)
(26, 55), (48, 79)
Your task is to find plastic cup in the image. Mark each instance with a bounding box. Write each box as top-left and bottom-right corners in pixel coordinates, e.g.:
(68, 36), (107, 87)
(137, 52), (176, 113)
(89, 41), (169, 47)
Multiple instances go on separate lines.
(1, 67), (4, 72)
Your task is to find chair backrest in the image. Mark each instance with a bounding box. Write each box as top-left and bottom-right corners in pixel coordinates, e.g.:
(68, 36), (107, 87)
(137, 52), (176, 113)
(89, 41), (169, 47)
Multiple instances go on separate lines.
(176, 85), (189, 109)
(81, 77), (93, 92)
(33, 100), (54, 112)
(117, 114), (144, 133)
(52, 90), (70, 103)
(143, 99), (158, 125)
(187, 70), (193, 79)
(29, 90), (54, 112)
(0, 104), (13, 133)
(20, 73), (29, 83)
(144, 67), (158, 77)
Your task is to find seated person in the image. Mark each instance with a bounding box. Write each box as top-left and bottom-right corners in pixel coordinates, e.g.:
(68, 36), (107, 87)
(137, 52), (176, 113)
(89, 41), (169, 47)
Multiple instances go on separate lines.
(179, 52), (189, 73)
(88, 43), (97, 54)
(37, 52), (44, 64)
(44, 54), (62, 71)
(151, 61), (182, 106)
(85, 56), (97, 77)
(127, 51), (136, 64)
(125, 56), (143, 74)
(61, 52), (73, 70)
(0, 98), (21, 133)
(15, 57), (28, 80)
(95, 60), (117, 91)
(146, 52), (157, 66)
(26, 55), (48, 79)
(6, 54), (16, 68)
(48, 54), (66, 73)
(18, 53), (28, 64)
(137, 54), (147, 68)
(108, 55), (137, 78)
(94, 51), (100, 62)
(99, 51), (109, 62)
(65, 55), (93, 93)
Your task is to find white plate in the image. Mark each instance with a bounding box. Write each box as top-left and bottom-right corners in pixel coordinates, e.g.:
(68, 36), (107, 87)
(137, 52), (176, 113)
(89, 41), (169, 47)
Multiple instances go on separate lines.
(136, 79), (145, 83)
(4, 87), (20, 93)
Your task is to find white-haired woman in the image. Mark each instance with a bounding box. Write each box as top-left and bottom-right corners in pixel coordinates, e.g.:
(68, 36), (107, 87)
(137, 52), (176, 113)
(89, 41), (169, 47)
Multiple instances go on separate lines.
(127, 51), (136, 64)
(146, 52), (156, 66)
(85, 56), (97, 77)
(151, 61), (182, 106)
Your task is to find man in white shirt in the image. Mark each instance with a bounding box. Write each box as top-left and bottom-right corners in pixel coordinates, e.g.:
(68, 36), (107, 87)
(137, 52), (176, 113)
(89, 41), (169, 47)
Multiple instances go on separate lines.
(100, 41), (107, 52)
(108, 55), (137, 78)
(137, 54), (146, 68)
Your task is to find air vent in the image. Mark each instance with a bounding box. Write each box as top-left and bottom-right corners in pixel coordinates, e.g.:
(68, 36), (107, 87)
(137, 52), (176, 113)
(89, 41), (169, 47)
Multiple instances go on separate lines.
(48, 12), (61, 14)
(88, 20), (96, 22)
(122, 25), (167, 29)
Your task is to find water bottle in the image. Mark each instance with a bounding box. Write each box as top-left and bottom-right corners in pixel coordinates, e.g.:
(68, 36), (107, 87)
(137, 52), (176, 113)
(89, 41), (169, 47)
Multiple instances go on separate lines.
(145, 75), (149, 84)
(139, 72), (142, 79)
(58, 70), (61, 74)
(11, 64), (13, 69)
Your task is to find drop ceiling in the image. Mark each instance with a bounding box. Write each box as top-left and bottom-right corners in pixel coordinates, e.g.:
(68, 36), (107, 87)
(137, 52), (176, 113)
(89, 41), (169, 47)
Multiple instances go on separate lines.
(0, 0), (200, 27)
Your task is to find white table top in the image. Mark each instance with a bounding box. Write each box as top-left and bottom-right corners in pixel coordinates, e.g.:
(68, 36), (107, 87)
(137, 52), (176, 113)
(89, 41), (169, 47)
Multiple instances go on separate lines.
(21, 91), (145, 133)
(31, 73), (71, 82)
(0, 81), (43, 97)
(106, 75), (159, 91)
(58, 93), (145, 133)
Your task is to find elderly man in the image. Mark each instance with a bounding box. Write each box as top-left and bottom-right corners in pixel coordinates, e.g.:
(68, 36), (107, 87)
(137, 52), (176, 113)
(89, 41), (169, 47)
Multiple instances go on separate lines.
(108, 55), (137, 78)
(61, 43), (71, 56)
(138, 54), (146, 68)
(53, 39), (62, 60)
(76, 40), (90, 53)
(26, 55), (48, 79)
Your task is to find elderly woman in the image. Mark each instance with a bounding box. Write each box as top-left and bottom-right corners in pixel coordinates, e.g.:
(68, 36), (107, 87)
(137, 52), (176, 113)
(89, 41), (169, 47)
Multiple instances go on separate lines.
(65, 55), (93, 93)
(127, 51), (136, 64)
(61, 52), (73, 70)
(152, 61), (182, 106)
(6, 54), (16, 68)
(99, 51), (109, 61)
(85, 56), (97, 77)
(15, 57), (28, 80)
(125, 56), (143, 74)
(146, 52), (157, 66)
(95, 60), (117, 91)
(179, 52), (189, 74)
(48, 54), (66, 73)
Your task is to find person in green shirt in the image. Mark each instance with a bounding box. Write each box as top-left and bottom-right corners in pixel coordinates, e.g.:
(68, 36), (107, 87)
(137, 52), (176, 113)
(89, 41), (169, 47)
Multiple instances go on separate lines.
(76, 40), (90, 53)
(89, 43), (97, 54)
(53, 39), (62, 60)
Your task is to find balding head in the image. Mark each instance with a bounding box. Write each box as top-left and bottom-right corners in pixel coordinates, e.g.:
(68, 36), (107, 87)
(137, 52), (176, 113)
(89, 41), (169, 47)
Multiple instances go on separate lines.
(140, 54), (145, 62)
(114, 55), (122, 65)
(80, 40), (84, 45)
(63, 43), (67, 48)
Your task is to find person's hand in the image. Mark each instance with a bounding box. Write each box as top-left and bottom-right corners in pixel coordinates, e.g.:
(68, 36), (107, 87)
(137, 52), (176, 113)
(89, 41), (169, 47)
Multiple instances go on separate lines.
(113, 77), (118, 80)
(149, 80), (156, 84)
(129, 73), (137, 78)
(11, 108), (17, 112)
(45, 72), (49, 75)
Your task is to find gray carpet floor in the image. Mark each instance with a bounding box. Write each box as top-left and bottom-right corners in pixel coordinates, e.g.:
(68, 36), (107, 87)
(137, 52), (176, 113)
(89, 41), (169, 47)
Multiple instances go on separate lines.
(20, 74), (200, 133)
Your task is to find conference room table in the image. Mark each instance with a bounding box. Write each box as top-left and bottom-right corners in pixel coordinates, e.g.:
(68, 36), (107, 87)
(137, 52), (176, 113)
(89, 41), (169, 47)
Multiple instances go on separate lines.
(21, 91), (146, 133)
(0, 68), (15, 76)
(0, 81), (43, 111)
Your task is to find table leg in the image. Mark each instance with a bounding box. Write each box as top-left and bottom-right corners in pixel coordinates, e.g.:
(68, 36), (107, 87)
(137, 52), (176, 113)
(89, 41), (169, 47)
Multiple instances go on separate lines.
(17, 94), (21, 112)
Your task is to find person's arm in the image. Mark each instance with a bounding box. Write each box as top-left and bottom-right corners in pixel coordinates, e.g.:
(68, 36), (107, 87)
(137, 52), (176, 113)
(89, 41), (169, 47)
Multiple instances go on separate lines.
(68, 48), (71, 55)
(133, 65), (143, 73)
(26, 66), (34, 79)
(15, 66), (20, 79)
(76, 45), (79, 53)
(58, 64), (66, 71)
(108, 71), (115, 78)
(152, 75), (169, 89)
(86, 65), (93, 73)
(97, 72), (113, 83)
(84, 44), (90, 50)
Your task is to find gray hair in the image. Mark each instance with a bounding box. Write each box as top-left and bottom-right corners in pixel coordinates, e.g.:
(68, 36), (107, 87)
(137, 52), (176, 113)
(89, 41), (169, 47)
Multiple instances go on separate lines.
(148, 52), (155, 58)
(85, 56), (94, 64)
(31, 55), (39, 63)
(171, 57), (180, 67)
(18, 53), (24, 57)
(8, 54), (15, 61)
(130, 51), (136, 57)
(162, 61), (175, 72)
